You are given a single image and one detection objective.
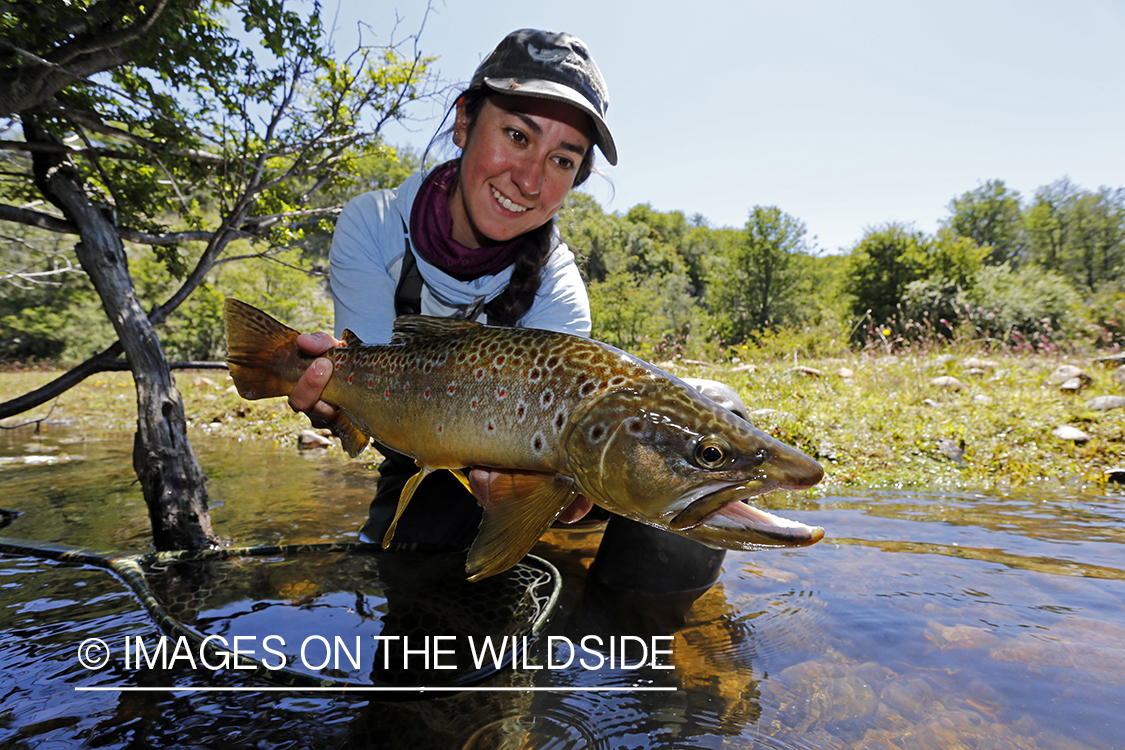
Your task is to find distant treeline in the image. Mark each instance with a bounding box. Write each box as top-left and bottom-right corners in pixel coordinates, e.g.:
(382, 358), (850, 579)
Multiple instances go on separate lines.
(3, 147), (1122, 364)
(562, 176), (1125, 359)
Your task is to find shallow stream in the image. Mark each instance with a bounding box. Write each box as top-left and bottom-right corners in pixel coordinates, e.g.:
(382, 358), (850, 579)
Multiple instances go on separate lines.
(0, 423), (1122, 749)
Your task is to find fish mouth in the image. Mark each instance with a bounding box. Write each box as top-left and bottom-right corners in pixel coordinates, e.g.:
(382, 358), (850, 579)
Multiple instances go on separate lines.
(670, 483), (825, 549)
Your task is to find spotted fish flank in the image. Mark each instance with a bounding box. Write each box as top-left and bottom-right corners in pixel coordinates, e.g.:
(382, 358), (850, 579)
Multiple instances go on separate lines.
(224, 299), (825, 581)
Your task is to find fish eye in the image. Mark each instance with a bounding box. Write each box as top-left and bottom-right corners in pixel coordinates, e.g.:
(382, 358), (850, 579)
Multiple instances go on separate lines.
(693, 438), (730, 470)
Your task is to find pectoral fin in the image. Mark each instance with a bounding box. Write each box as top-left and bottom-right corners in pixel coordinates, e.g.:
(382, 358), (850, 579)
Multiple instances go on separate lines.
(466, 471), (578, 582)
(382, 464), (434, 548)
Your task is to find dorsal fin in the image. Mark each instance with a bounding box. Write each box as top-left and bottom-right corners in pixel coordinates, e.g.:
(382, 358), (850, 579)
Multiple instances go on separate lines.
(340, 329), (364, 347)
(390, 315), (481, 345)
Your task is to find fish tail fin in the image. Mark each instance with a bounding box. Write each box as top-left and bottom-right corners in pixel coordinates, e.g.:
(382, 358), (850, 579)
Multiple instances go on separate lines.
(466, 471), (579, 582)
(224, 298), (302, 400)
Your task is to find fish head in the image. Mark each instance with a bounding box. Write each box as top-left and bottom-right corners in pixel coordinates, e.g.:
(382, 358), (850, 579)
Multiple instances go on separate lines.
(564, 378), (825, 550)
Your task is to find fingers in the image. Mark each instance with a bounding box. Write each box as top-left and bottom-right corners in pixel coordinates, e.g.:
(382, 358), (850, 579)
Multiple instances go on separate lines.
(557, 495), (593, 524)
(297, 331), (340, 356)
(468, 467), (494, 506)
(288, 356), (335, 416)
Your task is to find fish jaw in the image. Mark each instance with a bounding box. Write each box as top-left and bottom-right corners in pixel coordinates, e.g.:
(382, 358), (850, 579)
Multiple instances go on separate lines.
(668, 479), (826, 550)
(564, 379), (825, 551)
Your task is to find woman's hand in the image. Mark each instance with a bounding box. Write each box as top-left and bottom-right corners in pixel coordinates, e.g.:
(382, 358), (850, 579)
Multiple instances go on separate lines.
(288, 332), (342, 427)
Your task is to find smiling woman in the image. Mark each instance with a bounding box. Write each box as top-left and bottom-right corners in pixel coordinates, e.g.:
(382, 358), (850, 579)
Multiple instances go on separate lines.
(282, 29), (618, 555)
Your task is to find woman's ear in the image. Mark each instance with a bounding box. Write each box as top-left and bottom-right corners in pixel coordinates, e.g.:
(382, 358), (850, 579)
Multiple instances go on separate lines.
(453, 101), (471, 147)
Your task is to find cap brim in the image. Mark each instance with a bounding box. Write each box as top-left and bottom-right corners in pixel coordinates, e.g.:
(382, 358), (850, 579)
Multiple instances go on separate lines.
(482, 77), (617, 165)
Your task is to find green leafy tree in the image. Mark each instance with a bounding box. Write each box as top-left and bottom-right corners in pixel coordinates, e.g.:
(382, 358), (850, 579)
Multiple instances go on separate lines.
(0, 0), (434, 548)
(707, 206), (810, 343)
(841, 223), (930, 331)
(1026, 179), (1125, 292)
(944, 179), (1026, 266)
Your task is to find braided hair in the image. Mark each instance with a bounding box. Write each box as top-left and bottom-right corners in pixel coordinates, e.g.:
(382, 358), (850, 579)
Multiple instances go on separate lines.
(444, 89), (595, 326)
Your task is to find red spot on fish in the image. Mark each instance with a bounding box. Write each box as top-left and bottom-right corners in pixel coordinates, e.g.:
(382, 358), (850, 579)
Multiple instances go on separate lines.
(424, 388), (432, 399)
(404, 383), (410, 392)
(471, 400), (479, 410)
(475, 368), (485, 380)
(438, 424), (444, 433)
(367, 377), (374, 389)
(448, 383), (457, 395)
(347, 373), (354, 384)
(497, 388), (508, 399)
(495, 355), (506, 368)
(384, 388), (391, 400)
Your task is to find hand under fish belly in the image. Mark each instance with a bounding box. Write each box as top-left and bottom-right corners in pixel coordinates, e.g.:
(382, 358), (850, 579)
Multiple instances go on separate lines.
(224, 298), (825, 580)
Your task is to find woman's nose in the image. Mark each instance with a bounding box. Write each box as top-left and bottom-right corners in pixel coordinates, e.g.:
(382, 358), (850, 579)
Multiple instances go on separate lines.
(511, 157), (543, 197)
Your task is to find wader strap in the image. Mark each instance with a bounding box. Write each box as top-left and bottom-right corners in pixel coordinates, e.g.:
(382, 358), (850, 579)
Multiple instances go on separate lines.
(393, 219), (424, 316)
(393, 218), (498, 324)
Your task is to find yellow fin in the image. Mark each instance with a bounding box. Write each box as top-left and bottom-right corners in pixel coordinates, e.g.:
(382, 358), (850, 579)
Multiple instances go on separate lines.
(382, 464), (433, 548)
(448, 468), (471, 493)
(328, 412), (370, 458)
(390, 315), (480, 345)
(466, 471), (579, 582)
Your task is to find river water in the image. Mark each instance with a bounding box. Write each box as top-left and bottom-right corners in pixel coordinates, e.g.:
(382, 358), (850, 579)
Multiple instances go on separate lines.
(0, 422), (1122, 749)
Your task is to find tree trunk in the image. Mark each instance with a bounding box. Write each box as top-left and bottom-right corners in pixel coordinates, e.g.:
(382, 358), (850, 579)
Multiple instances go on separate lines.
(25, 116), (215, 550)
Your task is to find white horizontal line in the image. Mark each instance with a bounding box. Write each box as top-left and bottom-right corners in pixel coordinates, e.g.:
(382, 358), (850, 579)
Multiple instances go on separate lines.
(76, 686), (677, 693)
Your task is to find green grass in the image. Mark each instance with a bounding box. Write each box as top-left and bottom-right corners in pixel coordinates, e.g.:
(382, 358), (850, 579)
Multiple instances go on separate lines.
(3, 345), (1123, 492)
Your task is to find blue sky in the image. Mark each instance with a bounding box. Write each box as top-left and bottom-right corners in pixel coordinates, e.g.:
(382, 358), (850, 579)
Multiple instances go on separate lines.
(323, 0), (1125, 253)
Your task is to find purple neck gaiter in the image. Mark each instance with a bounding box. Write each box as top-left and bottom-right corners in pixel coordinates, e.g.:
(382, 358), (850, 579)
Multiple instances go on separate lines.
(409, 160), (522, 278)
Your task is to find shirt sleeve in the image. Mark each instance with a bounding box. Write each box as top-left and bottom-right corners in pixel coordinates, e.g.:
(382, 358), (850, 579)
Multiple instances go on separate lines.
(519, 243), (592, 337)
(328, 190), (402, 344)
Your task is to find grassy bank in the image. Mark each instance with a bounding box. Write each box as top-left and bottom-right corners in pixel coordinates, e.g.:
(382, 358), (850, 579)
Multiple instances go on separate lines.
(2, 347), (1123, 492)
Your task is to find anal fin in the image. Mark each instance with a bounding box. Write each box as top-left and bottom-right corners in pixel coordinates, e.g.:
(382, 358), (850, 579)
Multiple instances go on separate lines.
(466, 470), (578, 582)
(328, 412), (370, 458)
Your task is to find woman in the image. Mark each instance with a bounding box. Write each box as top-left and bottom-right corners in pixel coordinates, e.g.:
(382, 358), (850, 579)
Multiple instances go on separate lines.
(290, 29), (726, 597)
(289, 29), (612, 548)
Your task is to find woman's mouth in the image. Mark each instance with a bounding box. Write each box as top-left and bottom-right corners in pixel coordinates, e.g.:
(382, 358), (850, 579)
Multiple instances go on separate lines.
(491, 186), (528, 213)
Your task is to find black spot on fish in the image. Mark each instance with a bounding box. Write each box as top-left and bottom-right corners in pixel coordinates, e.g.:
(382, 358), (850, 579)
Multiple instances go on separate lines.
(546, 355), (560, 369)
(533, 435), (543, 451)
(580, 381), (596, 396)
(590, 425), (605, 441)
(555, 412), (565, 430)
(542, 391), (553, 407)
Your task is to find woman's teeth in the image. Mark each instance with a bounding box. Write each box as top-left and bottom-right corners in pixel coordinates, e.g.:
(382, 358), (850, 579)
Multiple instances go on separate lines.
(492, 187), (527, 213)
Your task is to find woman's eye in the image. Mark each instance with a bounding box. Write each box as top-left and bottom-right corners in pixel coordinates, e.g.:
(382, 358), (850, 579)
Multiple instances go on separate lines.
(506, 128), (527, 144)
(554, 156), (575, 170)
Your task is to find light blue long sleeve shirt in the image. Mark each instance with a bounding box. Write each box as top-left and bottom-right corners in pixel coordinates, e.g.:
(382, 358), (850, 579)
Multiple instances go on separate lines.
(329, 170), (592, 344)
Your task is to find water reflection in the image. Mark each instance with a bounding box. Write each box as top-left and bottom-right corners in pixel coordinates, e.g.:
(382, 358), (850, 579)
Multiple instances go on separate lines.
(0, 424), (1123, 748)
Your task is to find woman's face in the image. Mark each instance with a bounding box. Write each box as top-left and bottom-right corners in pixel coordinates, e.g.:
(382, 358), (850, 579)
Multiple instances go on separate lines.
(449, 95), (591, 249)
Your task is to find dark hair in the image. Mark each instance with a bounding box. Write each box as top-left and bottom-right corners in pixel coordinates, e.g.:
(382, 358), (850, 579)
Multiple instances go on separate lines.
(444, 88), (596, 325)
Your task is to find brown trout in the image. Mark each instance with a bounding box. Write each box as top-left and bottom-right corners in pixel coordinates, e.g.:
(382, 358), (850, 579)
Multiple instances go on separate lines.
(224, 298), (825, 580)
